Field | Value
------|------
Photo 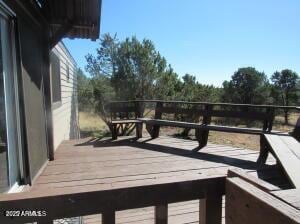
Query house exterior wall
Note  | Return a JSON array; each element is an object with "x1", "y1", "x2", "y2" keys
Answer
[
  {"x1": 51, "y1": 42, "x2": 79, "y2": 150},
  {"x1": 1, "y1": 0, "x2": 98, "y2": 190}
]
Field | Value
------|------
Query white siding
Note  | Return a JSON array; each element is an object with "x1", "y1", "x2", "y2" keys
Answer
[{"x1": 51, "y1": 42, "x2": 79, "y2": 150}]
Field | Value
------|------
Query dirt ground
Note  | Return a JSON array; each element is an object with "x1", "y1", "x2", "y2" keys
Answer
[{"x1": 79, "y1": 111, "x2": 298, "y2": 150}]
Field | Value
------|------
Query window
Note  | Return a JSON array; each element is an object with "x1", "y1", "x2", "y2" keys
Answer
[
  {"x1": 66, "y1": 63, "x2": 70, "y2": 82},
  {"x1": 50, "y1": 52, "x2": 61, "y2": 105}
]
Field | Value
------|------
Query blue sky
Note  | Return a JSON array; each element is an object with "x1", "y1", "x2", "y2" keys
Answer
[{"x1": 63, "y1": 0, "x2": 300, "y2": 86}]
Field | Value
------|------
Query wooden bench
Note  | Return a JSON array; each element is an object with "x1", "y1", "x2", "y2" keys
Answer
[
  {"x1": 139, "y1": 101, "x2": 276, "y2": 149},
  {"x1": 292, "y1": 108, "x2": 300, "y2": 141},
  {"x1": 107, "y1": 101, "x2": 144, "y2": 140},
  {"x1": 226, "y1": 177, "x2": 300, "y2": 224},
  {"x1": 258, "y1": 133, "x2": 300, "y2": 188},
  {"x1": 227, "y1": 168, "x2": 281, "y2": 192},
  {"x1": 271, "y1": 189, "x2": 300, "y2": 210},
  {"x1": 226, "y1": 169, "x2": 300, "y2": 224}
]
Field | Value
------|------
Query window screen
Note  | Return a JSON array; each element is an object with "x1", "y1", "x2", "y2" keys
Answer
[{"x1": 50, "y1": 52, "x2": 61, "y2": 103}]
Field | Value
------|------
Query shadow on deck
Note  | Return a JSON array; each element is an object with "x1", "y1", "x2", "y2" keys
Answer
[{"x1": 71, "y1": 136, "x2": 288, "y2": 187}]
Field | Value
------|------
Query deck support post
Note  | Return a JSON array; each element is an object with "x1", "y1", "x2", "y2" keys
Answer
[
  {"x1": 199, "y1": 196, "x2": 222, "y2": 224},
  {"x1": 195, "y1": 128, "x2": 209, "y2": 150},
  {"x1": 136, "y1": 122, "x2": 143, "y2": 138},
  {"x1": 292, "y1": 110, "x2": 300, "y2": 141},
  {"x1": 194, "y1": 104, "x2": 212, "y2": 151},
  {"x1": 152, "y1": 102, "x2": 163, "y2": 138},
  {"x1": 151, "y1": 125, "x2": 160, "y2": 138},
  {"x1": 102, "y1": 210, "x2": 116, "y2": 224},
  {"x1": 155, "y1": 204, "x2": 168, "y2": 224},
  {"x1": 111, "y1": 124, "x2": 117, "y2": 140},
  {"x1": 257, "y1": 135, "x2": 269, "y2": 167}
]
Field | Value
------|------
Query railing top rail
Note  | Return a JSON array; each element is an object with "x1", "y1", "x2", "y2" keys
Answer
[
  {"x1": 0, "y1": 174, "x2": 225, "y2": 223},
  {"x1": 108, "y1": 100, "x2": 299, "y2": 110}
]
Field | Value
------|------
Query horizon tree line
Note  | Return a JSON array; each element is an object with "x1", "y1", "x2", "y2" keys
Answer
[{"x1": 78, "y1": 33, "x2": 299, "y2": 124}]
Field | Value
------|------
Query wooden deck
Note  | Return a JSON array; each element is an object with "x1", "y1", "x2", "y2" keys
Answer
[
  {"x1": 30, "y1": 136, "x2": 290, "y2": 224},
  {"x1": 2, "y1": 137, "x2": 290, "y2": 224}
]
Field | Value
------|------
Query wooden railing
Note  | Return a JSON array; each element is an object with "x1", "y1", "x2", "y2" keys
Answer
[
  {"x1": 107, "y1": 100, "x2": 300, "y2": 135},
  {"x1": 0, "y1": 174, "x2": 225, "y2": 224},
  {"x1": 108, "y1": 99, "x2": 299, "y2": 109},
  {"x1": 108, "y1": 100, "x2": 299, "y2": 120}
]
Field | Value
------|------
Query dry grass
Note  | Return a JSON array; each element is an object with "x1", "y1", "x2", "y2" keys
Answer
[
  {"x1": 158, "y1": 127, "x2": 261, "y2": 150},
  {"x1": 79, "y1": 112, "x2": 109, "y2": 138},
  {"x1": 207, "y1": 113, "x2": 298, "y2": 150},
  {"x1": 207, "y1": 132, "x2": 260, "y2": 150},
  {"x1": 273, "y1": 113, "x2": 298, "y2": 132},
  {"x1": 79, "y1": 111, "x2": 298, "y2": 150},
  {"x1": 79, "y1": 111, "x2": 106, "y2": 131}
]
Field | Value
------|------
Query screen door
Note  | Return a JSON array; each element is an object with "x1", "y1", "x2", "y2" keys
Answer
[{"x1": 0, "y1": 3, "x2": 22, "y2": 193}]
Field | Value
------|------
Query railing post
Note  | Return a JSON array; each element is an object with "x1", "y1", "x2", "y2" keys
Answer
[
  {"x1": 155, "y1": 204, "x2": 168, "y2": 224},
  {"x1": 267, "y1": 108, "x2": 275, "y2": 132},
  {"x1": 199, "y1": 196, "x2": 222, "y2": 224},
  {"x1": 135, "y1": 100, "x2": 144, "y2": 118},
  {"x1": 203, "y1": 104, "x2": 212, "y2": 125},
  {"x1": 263, "y1": 107, "x2": 274, "y2": 132},
  {"x1": 102, "y1": 210, "x2": 116, "y2": 224}
]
